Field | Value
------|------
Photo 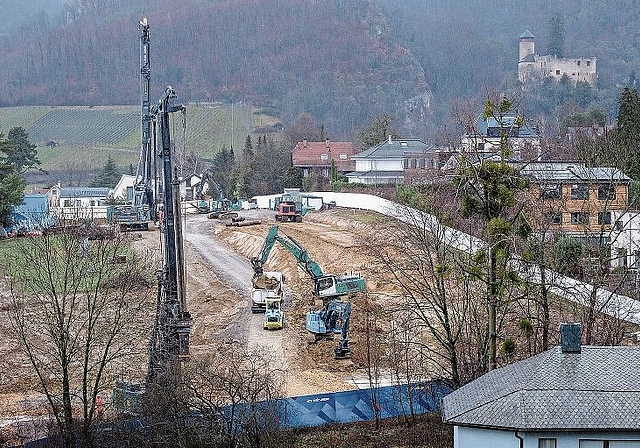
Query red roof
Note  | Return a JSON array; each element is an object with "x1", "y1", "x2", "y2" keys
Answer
[{"x1": 291, "y1": 140, "x2": 357, "y2": 172}]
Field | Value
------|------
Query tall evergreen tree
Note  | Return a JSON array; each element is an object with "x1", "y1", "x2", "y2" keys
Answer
[
  {"x1": 455, "y1": 97, "x2": 530, "y2": 371},
  {"x1": 547, "y1": 12, "x2": 565, "y2": 57},
  {"x1": 90, "y1": 156, "x2": 121, "y2": 187},
  {"x1": 243, "y1": 134, "x2": 254, "y2": 160},
  {"x1": 0, "y1": 132, "x2": 26, "y2": 227},
  {"x1": 6, "y1": 127, "x2": 40, "y2": 173}
]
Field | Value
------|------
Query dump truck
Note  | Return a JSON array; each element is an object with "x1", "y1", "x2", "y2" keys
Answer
[{"x1": 251, "y1": 271, "x2": 284, "y2": 313}]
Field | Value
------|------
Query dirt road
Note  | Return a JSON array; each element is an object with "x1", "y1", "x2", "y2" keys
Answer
[{"x1": 179, "y1": 208, "x2": 379, "y2": 395}]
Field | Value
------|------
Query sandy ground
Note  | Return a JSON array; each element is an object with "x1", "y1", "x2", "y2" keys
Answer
[
  {"x1": 0, "y1": 206, "x2": 388, "y2": 437},
  {"x1": 178, "y1": 208, "x2": 381, "y2": 396}
]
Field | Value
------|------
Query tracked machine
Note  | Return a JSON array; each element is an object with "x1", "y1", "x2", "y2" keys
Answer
[
  {"x1": 251, "y1": 225, "x2": 366, "y2": 357},
  {"x1": 109, "y1": 18, "x2": 156, "y2": 231}
]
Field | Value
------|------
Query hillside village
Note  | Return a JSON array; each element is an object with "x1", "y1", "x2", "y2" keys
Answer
[{"x1": 2, "y1": 4, "x2": 640, "y2": 446}]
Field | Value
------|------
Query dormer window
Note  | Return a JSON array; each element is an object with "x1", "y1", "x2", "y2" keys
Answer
[
  {"x1": 320, "y1": 154, "x2": 329, "y2": 161},
  {"x1": 339, "y1": 154, "x2": 347, "y2": 160}
]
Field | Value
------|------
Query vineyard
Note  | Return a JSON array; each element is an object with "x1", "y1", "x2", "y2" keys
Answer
[{"x1": 0, "y1": 102, "x2": 279, "y2": 185}]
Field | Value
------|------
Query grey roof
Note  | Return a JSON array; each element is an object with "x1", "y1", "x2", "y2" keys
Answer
[
  {"x1": 519, "y1": 29, "x2": 535, "y2": 39},
  {"x1": 59, "y1": 187, "x2": 111, "y2": 198},
  {"x1": 352, "y1": 139, "x2": 432, "y2": 159},
  {"x1": 442, "y1": 346, "x2": 640, "y2": 430},
  {"x1": 521, "y1": 162, "x2": 632, "y2": 183},
  {"x1": 520, "y1": 53, "x2": 536, "y2": 63},
  {"x1": 475, "y1": 114, "x2": 540, "y2": 138}
]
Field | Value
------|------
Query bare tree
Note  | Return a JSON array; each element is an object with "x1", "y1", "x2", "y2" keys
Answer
[
  {"x1": 365, "y1": 200, "x2": 476, "y2": 387},
  {"x1": 187, "y1": 342, "x2": 286, "y2": 448},
  {"x1": 5, "y1": 229, "x2": 153, "y2": 447}
]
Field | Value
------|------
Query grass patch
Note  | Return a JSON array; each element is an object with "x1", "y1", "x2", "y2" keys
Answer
[
  {"x1": 0, "y1": 233, "x2": 141, "y2": 294},
  {"x1": 333, "y1": 208, "x2": 391, "y2": 225}
]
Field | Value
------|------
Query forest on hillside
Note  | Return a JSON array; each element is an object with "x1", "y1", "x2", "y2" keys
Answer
[{"x1": 1, "y1": 0, "x2": 640, "y2": 140}]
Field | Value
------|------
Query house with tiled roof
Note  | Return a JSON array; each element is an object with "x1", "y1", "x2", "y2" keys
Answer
[
  {"x1": 347, "y1": 137, "x2": 452, "y2": 184},
  {"x1": 442, "y1": 323, "x2": 640, "y2": 448},
  {"x1": 520, "y1": 162, "x2": 631, "y2": 240},
  {"x1": 291, "y1": 139, "x2": 357, "y2": 178},
  {"x1": 460, "y1": 113, "x2": 541, "y2": 162}
]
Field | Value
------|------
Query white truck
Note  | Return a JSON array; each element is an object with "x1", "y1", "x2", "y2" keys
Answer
[{"x1": 250, "y1": 271, "x2": 284, "y2": 313}]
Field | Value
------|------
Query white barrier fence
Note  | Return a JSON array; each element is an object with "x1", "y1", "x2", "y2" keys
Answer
[{"x1": 253, "y1": 191, "x2": 640, "y2": 326}]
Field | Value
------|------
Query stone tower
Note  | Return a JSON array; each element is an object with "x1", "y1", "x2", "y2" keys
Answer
[{"x1": 519, "y1": 29, "x2": 535, "y2": 61}]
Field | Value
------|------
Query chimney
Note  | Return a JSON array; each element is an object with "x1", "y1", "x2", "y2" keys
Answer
[
  {"x1": 325, "y1": 138, "x2": 329, "y2": 148},
  {"x1": 560, "y1": 323, "x2": 582, "y2": 353},
  {"x1": 388, "y1": 135, "x2": 392, "y2": 144},
  {"x1": 303, "y1": 139, "x2": 307, "y2": 148}
]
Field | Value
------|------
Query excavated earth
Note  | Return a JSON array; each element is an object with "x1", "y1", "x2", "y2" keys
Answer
[
  {"x1": 0, "y1": 206, "x2": 396, "y2": 438},
  {"x1": 178, "y1": 207, "x2": 389, "y2": 396}
]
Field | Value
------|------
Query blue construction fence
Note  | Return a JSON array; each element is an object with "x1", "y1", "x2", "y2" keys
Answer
[
  {"x1": 16, "y1": 381, "x2": 453, "y2": 447},
  {"x1": 248, "y1": 380, "x2": 453, "y2": 429}
]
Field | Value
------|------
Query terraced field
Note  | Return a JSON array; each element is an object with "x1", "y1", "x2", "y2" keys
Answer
[{"x1": 0, "y1": 102, "x2": 278, "y2": 184}]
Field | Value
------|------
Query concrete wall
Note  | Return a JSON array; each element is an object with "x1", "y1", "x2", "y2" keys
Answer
[{"x1": 454, "y1": 427, "x2": 519, "y2": 448}]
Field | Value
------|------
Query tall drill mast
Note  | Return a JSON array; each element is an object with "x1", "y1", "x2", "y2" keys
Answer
[
  {"x1": 146, "y1": 86, "x2": 191, "y2": 383},
  {"x1": 134, "y1": 18, "x2": 155, "y2": 219}
]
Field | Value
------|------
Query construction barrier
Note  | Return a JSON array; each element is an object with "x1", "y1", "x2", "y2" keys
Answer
[{"x1": 278, "y1": 381, "x2": 453, "y2": 428}]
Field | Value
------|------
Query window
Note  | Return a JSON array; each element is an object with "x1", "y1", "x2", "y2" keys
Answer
[
  {"x1": 63, "y1": 199, "x2": 73, "y2": 207},
  {"x1": 540, "y1": 184, "x2": 562, "y2": 199},
  {"x1": 90, "y1": 200, "x2": 96, "y2": 207},
  {"x1": 571, "y1": 212, "x2": 590, "y2": 225},
  {"x1": 577, "y1": 60, "x2": 581, "y2": 66},
  {"x1": 339, "y1": 154, "x2": 347, "y2": 160},
  {"x1": 556, "y1": 69, "x2": 561, "y2": 75},
  {"x1": 615, "y1": 220, "x2": 624, "y2": 231},
  {"x1": 587, "y1": 60, "x2": 591, "y2": 66},
  {"x1": 571, "y1": 184, "x2": 589, "y2": 200},
  {"x1": 598, "y1": 184, "x2": 616, "y2": 200},
  {"x1": 598, "y1": 211, "x2": 612, "y2": 225},
  {"x1": 580, "y1": 442, "x2": 604, "y2": 448},
  {"x1": 320, "y1": 153, "x2": 329, "y2": 161},
  {"x1": 548, "y1": 212, "x2": 563, "y2": 224},
  {"x1": 539, "y1": 439, "x2": 557, "y2": 448},
  {"x1": 580, "y1": 441, "x2": 640, "y2": 448}
]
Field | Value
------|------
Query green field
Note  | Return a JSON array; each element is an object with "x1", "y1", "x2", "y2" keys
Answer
[{"x1": 0, "y1": 102, "x2": 277, "y2": 183}]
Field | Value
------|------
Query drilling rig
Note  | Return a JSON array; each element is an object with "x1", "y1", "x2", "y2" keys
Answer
[
  {"x1": 109, "y1": 17, "x2": 155, "y2": 231},
  {"x1": 146, "y1": 85, "x2": 191, "y2": 383},
  {"x1": 113, "y1": 18, "x2": 191, "y2": 411}
]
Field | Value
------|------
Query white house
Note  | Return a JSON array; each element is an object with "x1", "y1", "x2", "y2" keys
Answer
[
  {"x1": 460, "y1": 113, "x2": 541, "y2": 161},
  {"x1": 442, "y1": 323, "x2": 640, "y2": 448},
  {"x1": 48, "y1": 185, "x2": 111, "y2": 221},
  {"x1": 347, "y1": 137, "x2": 435, "y2": 184},
  {"x1": 110, "y1": 174, "x2": 137, "y2": 202},
  {"x1": 610, "y1": 211, "x2": 640, "y2": 269}
]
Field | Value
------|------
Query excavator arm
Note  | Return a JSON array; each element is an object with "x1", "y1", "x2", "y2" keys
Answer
[{"x1": 252, "y1": 225, "x2": 324, "y2": 279}]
